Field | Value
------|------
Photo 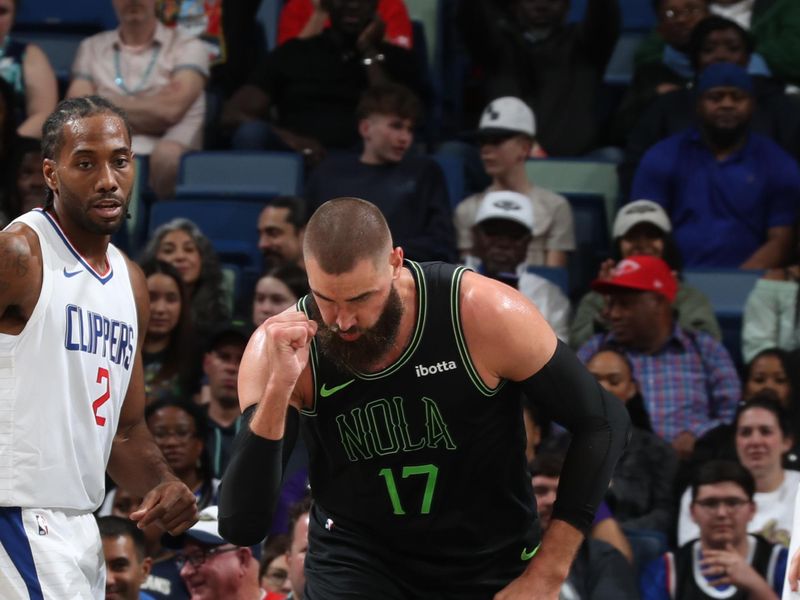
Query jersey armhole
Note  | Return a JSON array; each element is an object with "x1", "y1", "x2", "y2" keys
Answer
[{"x1": 450, "y1": 266, "x2": 506, "y2": 397}]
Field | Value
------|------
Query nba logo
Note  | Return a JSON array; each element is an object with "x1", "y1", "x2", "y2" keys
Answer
[{"x1": 35, "y1": 514, "x2": 48, "y2": 536}]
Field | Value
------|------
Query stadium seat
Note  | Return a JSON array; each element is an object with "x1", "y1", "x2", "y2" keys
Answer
[
  {"x1": 682, "y1": 269, "x2": 765, "y2": 366},
  {"x1": 568, "y1": 0, "x2": 656, "y2": 31},
  {"x1": 257, "y1": 0, "x2": 283, "y2": 50},
  {"x1": 525, "y1": 266, "x2": 569, "y2": 296},
  {"x1": 14, "y1": 2, "x2": 117, "y2": 29},
  {"x1": 175, "y1": 151, "x2": 303, "y2": 200},
  {"x1": 431, "y1": 154, "x2": 464, "y2": 209},
  {"x1": 405, "y1": 0, "x2": 443, "y2": 72},
  {"x1": 148, "y1": 199, "x2": 266, "y2": 271},
  {"x1": 604, "y1": 31, "x2": 648, "y2": 87},
  {"x1": 12, "y1": 30, "x2": 87, "y2": 86},
  {"x1": 565, "y1": 192, "x2": 611, "y2": 297},
  {"x1": 524, "y1": 158, "x2": 620, "y2": 234}
]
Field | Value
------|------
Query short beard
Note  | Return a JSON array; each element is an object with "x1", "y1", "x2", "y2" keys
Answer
[
  {"x1": 58, "y1": 180, "x2": 130, "y2": 236},
  {"x1": 703, "y1": 122, "x2": 749, "y2": 151},
  {"x1": 309, "y1": 285, "x2": 404, "y2": 374}
]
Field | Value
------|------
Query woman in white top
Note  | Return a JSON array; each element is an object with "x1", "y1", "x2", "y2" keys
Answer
[{"x1": 678, "y1": 395, "x2": 800, "y2": 547}]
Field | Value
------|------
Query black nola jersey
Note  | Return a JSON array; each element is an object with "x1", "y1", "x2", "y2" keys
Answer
[{"x1": 298, "y1": 260, "x2": 540, "y2": 567}]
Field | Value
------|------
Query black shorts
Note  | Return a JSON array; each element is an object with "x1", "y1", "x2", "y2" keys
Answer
[{"x1": 303, "y1": 504, "x2": 531, "y2": 600}]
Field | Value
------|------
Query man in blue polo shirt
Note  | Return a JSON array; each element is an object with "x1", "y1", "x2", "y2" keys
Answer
[{"x1": 630, "y1": 62, "x2": 800, "y2": 269}]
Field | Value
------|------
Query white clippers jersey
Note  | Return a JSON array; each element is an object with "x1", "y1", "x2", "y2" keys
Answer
[{"x1": 0, "y1": 210, "x2": 138, "y2": 511}]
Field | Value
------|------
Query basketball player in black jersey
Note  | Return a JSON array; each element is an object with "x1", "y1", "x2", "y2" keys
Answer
[{"x1": 220, "y1": 197, "x2": 630, "y2": 599}]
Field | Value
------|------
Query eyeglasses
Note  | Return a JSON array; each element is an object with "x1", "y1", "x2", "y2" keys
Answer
[
  {"x1": 693, "y1": 497, "x2": 750, "y2": 511},
  {"x1": 151, "y1": 428, "x2": 196, "y2": 442},
  {"x1": 176, "y1": 545, "x2": 239, "y2": 569},
  {"x1": 663, "y1": 6, "x2": 705, "y2": 21}
]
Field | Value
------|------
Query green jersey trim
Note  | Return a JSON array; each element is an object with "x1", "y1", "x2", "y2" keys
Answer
[
  {"x1": 299, "y1": 296, "x2": 320, "y2": 416},
  {"x1": 450, "y1": 267, "x2": 505, "y2": 397}
]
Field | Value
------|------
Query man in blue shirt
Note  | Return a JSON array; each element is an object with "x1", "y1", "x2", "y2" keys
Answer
[{"x1": 631, "y1": 62, "x2": 800, "y2": 268}]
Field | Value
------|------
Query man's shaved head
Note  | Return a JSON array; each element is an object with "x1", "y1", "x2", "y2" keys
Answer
[{"x1": 303, "y1": 197, "x2": 393, "y2": 273}]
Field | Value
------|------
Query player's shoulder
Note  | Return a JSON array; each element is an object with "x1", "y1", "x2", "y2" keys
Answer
[{"x1": 0, "y1": 222, "x2": 42, "y2": 267}]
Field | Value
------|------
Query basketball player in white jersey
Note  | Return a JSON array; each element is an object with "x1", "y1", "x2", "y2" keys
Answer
[{"x1": 0, "y1": 96, "x2": 198, "y2": 599}]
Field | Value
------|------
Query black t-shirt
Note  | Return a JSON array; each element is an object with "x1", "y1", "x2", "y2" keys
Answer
[{"x1": 250, "y1": 31, "x2": 420, "y2": 148}]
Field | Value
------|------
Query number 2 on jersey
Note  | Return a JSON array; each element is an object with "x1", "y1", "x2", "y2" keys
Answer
[
  {"x1": 379, "y1": 464, "x2": 439, "y2": 515},
  {"x1": 93, "y1": 367, "x2": 110, "y2": 426}
]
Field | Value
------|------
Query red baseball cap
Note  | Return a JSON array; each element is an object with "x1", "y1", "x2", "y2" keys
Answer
[{"x1": 591, "y1": 255, "x2": 677, "y2": 303}]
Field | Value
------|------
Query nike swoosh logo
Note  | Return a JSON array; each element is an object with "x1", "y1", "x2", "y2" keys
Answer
[
  {"x1": 520, "y1": 543, "x2": 541, "y2": 561},
  {"x1": 320, "y1": 379, "x2": 355, "y2": 398},
  {"x1": 63, "y1": 268, "x2": 82, "y2": 278}
]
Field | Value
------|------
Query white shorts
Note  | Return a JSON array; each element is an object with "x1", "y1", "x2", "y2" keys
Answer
[{"x1": 0, "y1": 507, "x2": 104, "y2": 600}]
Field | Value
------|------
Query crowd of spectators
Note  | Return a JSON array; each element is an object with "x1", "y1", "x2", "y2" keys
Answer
[{"x1": 6, "y1": 0, "x2": 800, "y2": 597}]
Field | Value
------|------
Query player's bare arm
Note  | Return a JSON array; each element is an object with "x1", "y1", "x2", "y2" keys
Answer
[
  {"x1": 0, "y1": 225, "x2": 44, "y2": 333},
  {"x1": 459, "y1": 272, "x2": 630, "y2": 599},
  {"x1": 109, "y1": 257, "x2": 197, "y2": 535}
]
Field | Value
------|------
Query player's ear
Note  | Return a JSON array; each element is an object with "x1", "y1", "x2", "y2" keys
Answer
[
  {"x1": 389, "y1": 246, "x2": 404, "y2": 278},
  {"x1": 43, "y1": 158, "x2": 58, "y2": 194}
]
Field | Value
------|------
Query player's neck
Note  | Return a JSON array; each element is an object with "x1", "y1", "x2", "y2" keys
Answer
[{"x1": 48, "y1": 208, "x2": 110, "y2": 272}]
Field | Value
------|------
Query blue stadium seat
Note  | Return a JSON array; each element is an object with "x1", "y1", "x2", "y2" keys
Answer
[
  {"x1": 682, "y1": 269, "x2": 764, "y2": 366},
  {"x1": 568, "y1": 0, "x2": 656, "y2": 31},
  {"x1": 565, "y1": 192, "x2": 611, "y2": 297},
  {"x1": 431, "y1": 154, "x2": 464, "y2": 209},
  {"x1": 525, "y1": 265, "x2": 569, "y2": 296},
  {"x1": 604, "y1": 31, "x2": 648, "y2": 87},
  {"x1": 14, "y1": 2, "x2": 117, "y2": 29},
  {"x1": 12, "y1": 30, "x2": 87, "y2": 85},
  {"x1": 148, "y1": 199, "x2": 267, "y2": 271},
  {"x1": 175, "y1": 151, "x2": 303, "y2": 200}
]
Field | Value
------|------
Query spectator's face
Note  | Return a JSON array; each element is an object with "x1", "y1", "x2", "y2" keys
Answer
[
  {"x1": 111, "y1": 487, "x2": 143, "y2": 519},
  {"x1": 587, "y1": 350, "x2": 637, "y2": 403},
  {"x1": 258, "y1": 207, "x2": 303, "y2": 267},
  {"x1": 16, "y1": 151, "x2": 47, "y2": 213},
  {"x1": 146, "y1": 273, "x2": 182, "y2": 338},
  {"x1": 359, "y1": 113, "x2": 414, "y2": 165},
  {"x1": 156, "y1": 230, "x2": 202, "y2": 286},
  {"x1": 113, "y1": 0, "x2": 157, "y2": 25},
  {"x1": 0, "y1": 0, "x2": 15, "y2": 40},
  {"x1": 735, "y1": 407, "x2": 792, "y2": 480},
  {"x1": 657, "y1": 0, "x2": 709, "y2": 49},
  {"x1": 43, "y1": 115, "x2": 134, "y2": 236},
  {"x1": 180, "y1": 541, "x2": 248, "y2": 600},
  {"x1": 104, "y1": 534, "x2": 151, "y2": 600},
  {"x1": 603, "y1": 290, "x2": 667, "y2": 349},
  {"x1": 618, "y1": 223, "x2": 665, "y2": 259},
  {"x1": 532, "y1": 474, "x2": 559, "y2": 530},
  {"x1": 513, "y1": 0, "x2": 569, "y2": 29},
  {"x1": 690, "y1": 481, "x2": 754, "y2": 548},
  {"x1": 697, "y1": 86, "x2": 754, "y2": 132},
  {"x1": 147, "y1": 406, "x2": 203, "y2": 475},
  {"x1": 203, "y1": 339, "x2": 245, "y2": 407},
  {"x1": 697, "y1": 28, "x2": 749, "y2": 70},
  {"x1": 261, "y1": 554, "x2": 292, "y2": 594},
  {"x1": 287, "y1": 512, "x2": 310, "y2": 598},
  {"x1": 325, "y1": 0, "x2": 378, "y2": 37},
  {"x1": 479, "y1": 134, "x2": 530, "y2": 178},
  {"x1": 252, "y1": 275, "x2": 298, "y2": 325},
  {"x1": 744, "y1": 354, "x2": 791, "y2": 406},
  {"x1": 471, "y1": 219, "x2": 531, "y2": 275}
]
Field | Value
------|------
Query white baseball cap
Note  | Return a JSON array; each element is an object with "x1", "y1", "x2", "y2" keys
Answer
[
  {"x1": 612, "y1": 200, "x2": 672, "y2": 238},
  {"x1": 163, "y1": 505, "x2": 228, "y2": 548},
  {"x1": 478, "y1": 97, "x2": 536, "y2": 137},
  {"x1": 475, "y1": 190, "x2": 534, "y2": 231}
]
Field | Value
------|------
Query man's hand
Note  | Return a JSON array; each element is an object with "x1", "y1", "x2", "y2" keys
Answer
[
  {"x1": 700, "y1": 544, "x2": 775, "y2": 596},
  {"x1": 789, "y1": 546, "x2": 800, "y2": 591},
  {"x1": 671, "y1": 431, "x2": 696, "y2": 460},
  {"x1": 357, "y1": 16, "x2": 386, "y2": 55},
  {"x1": 262, "y1": 311, "x2": 318, "y2": 392},
  {"x1": 494, "y1": 570, "x2": 562, "y2": 600},
  {"x1": 129, "y1": 480, "x2": 198, "y2": 535}
]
